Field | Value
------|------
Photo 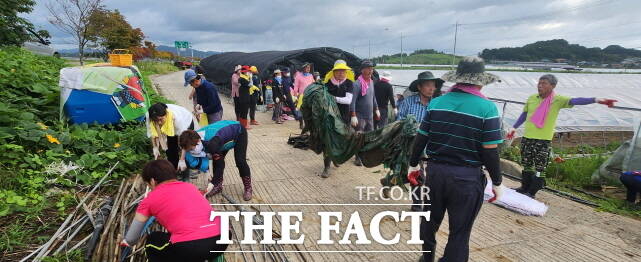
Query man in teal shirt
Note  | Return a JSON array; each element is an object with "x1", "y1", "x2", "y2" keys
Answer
[{"x1": 508, "y1": 74, "x2": 617, "y2": 198}]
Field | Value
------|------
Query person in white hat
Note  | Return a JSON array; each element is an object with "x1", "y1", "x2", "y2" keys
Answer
[
  {"x1": 374, "y1": 71, "x2": 396, "y2": 129},
  {"x1": 231, "y1": 65, "x2": 242, "y2": 120}
]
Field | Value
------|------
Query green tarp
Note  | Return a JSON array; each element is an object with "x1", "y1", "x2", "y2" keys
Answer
[{"x1": 300, "y1": 83, "x2": 418, "y2": 186}]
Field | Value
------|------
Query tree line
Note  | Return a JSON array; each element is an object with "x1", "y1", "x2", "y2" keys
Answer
[
  {"x1": 2, "y1": 0, "x2": 177, "y2": 64},
  {"x1": 479, "y1": 39, "x2": 641, "y2": 64}
]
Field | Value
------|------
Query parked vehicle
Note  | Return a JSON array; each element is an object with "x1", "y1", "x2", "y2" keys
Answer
[
  {"x1": 21, "y1": 29, "x2": 59, "y2": 57},
  {"x1": 174, "y1": 61, "x2": 193, "y2": 69}
]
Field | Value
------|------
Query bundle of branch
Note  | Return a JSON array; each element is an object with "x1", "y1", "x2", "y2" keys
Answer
[
  {"x1": 20, "y1": 162, "x2": 120, "y2": 262},
  {"x1": 90, "y1": 173, "x2": 153, "y2": 262}
]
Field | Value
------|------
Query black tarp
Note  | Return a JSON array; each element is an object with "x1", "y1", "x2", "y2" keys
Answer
[{"x1": 200, "y1": 47, "x2": 362, "y2": 92}]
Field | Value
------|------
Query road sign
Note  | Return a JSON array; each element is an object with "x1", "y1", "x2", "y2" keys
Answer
[{"x1": 174, "y1": 41, "x2": 189, "y2": 48}]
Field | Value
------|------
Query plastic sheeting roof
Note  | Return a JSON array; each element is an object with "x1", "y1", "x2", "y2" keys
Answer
[
  {"x1": 388, "y1": 69, "x2": 641, "y2": 131},
  {"x1": 200, "y1": 47, "x2": 361, "y2": 87}
]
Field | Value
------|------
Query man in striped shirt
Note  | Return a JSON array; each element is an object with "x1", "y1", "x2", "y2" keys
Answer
[
  {"x1": 396, "y1": 71, "x2": 443, "y2": 122},
  {"x1": 409, "y1": 57, "x2": 505, "y2": 262}
]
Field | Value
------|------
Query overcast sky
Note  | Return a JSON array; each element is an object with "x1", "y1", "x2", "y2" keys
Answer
[{"x1": 23, "y1": 0, "x2": 641, "y2": 58}]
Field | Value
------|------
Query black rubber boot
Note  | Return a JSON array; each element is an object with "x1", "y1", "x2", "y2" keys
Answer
[
  {"x1": 321, "y1": 157, "x2": 332, "y2": 178},
  {"x1": 528, "y1": 176, "x2": 546, "y2": 198},
  {"x1": 515, "y1": 170, "x2": 533, "y2": 194}
]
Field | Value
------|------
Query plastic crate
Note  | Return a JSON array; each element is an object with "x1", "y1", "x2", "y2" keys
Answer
[{"x1": 109, "y1": 49, "x2": 133, "y2": 66}]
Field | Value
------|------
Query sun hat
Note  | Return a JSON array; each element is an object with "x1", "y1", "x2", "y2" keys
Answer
[
  {"x1": 441, "y1": 56, "x2": 500, "y2": 86},
  {"x1": 409, "y1": 71, "x2": 444, "y2": 92},
  {"x1": 324, "y1": 59, "x2": 355, "y2": 83},
  {"x1": 380, "y1": 71, "x2": 393, "y2": 82},
  {"x1": 360, "y1": 60, "x2": 375, "y2": 69}
]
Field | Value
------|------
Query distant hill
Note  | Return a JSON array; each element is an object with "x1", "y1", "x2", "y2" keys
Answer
[
  {"x1": 480, "y1": 39, "x2": 641, "y2": 64},
  {"x1": 57, "y1": 45, "x2": 220, "y2": 58},
  {"x1": 156, "y1": 45, "x2": 220, "y2": 58},
  {"x1": 373, "y1": 49, "x2": 461, "y2": 65}
]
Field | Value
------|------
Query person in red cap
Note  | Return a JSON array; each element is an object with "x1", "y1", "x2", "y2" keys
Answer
[{"x1": 237, "y1": 66, "x2": 253, "y2": 129}]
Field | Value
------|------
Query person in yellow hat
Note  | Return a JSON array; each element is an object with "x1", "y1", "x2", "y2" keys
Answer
[
  {"x1": 248, "y1": 66, "x2": 262, "y2": 125},
  {"x1": 319, "y1": 60, "x2": 355, "y2": 178},
  {"x1": 324, "y1": 59, "x2": 355, "y2": 125}
]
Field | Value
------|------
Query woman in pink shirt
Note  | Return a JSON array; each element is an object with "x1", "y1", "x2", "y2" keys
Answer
[
  {"x1": 292, "y1": 62, "x2": 315, "y2": 96},
  {"x1": 120, "y1": 160, "x2": 227, "y2": 261},
  {"x1": 292, "y1": 62, "x2": 315, "y2": 129}
]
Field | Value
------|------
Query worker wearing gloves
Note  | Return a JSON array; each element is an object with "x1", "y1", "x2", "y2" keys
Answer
[
  {"x1": 349, "y1": 60, "x2": 380, "y2": 166},
  {"x1": 120, "y1": 160, "x2": 228, "y2": 261},
  {"x1": 146, "y1": 103, "x2": 197, "y2": 174},
  {"x1": 507, "y1": 74, "x2": 617, "y2": 198},
  {"x1": 179, "y1": 120, "x2": 253, "y2": 201},
  {"x1": 186, "y1": 70, "x2": 223, "y2": 124},
  {"x1": 325, "y1": 59, "x2": 355, "y2": 126},
  {"x1": 271, "y1": 69, "x2": 286, "y2": 124},
  {"x1": 409, "y1": 57, "x2": 505, "y2": 262},
  {"x1": 320, "y1": 60, "x2": 355, "y2": 178}
]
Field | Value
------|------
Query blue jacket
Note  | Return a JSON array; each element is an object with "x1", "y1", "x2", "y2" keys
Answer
[
  {"x1": 199, "y1": 120, "x2": 243, "y2": 153},
  {"x1": 195, "y1": 80, "x2": 223, "y2": 114}
]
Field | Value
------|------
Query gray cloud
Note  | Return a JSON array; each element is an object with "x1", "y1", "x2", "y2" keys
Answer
[{"x1": 23, "y1": 0, "x2": 641, "y2": 57}]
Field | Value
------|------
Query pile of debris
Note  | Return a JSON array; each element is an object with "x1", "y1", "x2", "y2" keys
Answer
[{"x1": 21, "y1": 162, "x2": 156, "y2": 262}]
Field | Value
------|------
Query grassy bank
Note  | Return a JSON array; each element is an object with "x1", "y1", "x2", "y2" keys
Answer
[
  {"x1": 0, "y1": 48, "x2": 175, "y2": 260},
  {"x1": 500, "y1": 143, "x2": 641, "y2": 219}
]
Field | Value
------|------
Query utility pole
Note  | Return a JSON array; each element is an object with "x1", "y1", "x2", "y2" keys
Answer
[
  {"x1": 400, "y1": 32, "x2": 404, "y2": 68},
  {"x1": 451, "y1": 21, "x2": 459, "y2": 68},
  {"x1": 352, "y1": 45, "x2": 355, "y2": 56},
  {"x1": 190, "y1": 42, "x2": 194, "y2": 63}
]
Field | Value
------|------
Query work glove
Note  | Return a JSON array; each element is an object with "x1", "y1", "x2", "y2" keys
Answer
[
  {"x1": 407, "y1": 165, "x2": 422, "y2": 186},
  {"x1": 275, "y1": 97, "x2": 280, "y2": 103},
  {"x1": 393, "y1": 108, "x2": 398, "y2": 116},
  {"x1": 506, "y1": 127, "x2": 516, "y2": 140},
  {"x1": 596, "y1": 98, "x2": 617, "y2": 108},
  {"x1": 375, "y1": 109, "x2": 381, "y2": 120},
  {"x1": 489, "y1": 184, "x2": 506, "y2": 203},
  {"x1": 152, "y1": 147, "x2": 160, "y2": 160},
  {"x1": 177, "y1": 160, "x2": 187, "y2": 171},
  {"x1": 119, "y1": 239, "x2": 130, "y2": 247},
  {"x1": 350, "y1": 116, "x2": 358, "y2": 128}
]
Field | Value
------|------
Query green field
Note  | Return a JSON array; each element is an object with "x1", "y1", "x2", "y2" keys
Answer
[{"x1": 381, "y1": 53, "x2": 461, "y2": 65}]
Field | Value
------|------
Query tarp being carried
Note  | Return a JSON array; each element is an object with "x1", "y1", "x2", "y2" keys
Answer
[
  {"x1": 200, "y1": 47, "x2": 361, "y2": 89},
  {"x1": 299, "y1": 83, "x2": 417, "y2": 186}
]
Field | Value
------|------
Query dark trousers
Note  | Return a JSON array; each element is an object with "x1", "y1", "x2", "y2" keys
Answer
[
  {"x1": 272, "y1": 101, "x2": 283, "y2": 121},
  {"x1": 165, "y1": 121, "x2": 195, "y2": 169},
  {"x1": 375, "y1": 107, "x2": 389, "y2": 129},
  {"x1": 420, "y1": 162, "x2": 486, "y2": 262},
  {"x1": 233, "y1": 97, "x2": 240, "y2": 120},
  {"x1": 212, "y1": 128, "x2": 251, "y2": 183},
  {"x1": 620, "y1": 174, "x2": 641, "y2": 203},
  {"x1": 249, "y1": 95, "x2": 258, "y2": 120},
  {"x1": 145, "y1": 231, "x2": 227, "y2": 262},
  {"x1": 237, "y1": 97, "x2": 250, "y2": 120}
]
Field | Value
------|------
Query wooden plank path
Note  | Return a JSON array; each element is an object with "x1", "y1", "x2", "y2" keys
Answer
[{"x1": 151, "y1": 71, "x2": 641, "y2": 262}]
